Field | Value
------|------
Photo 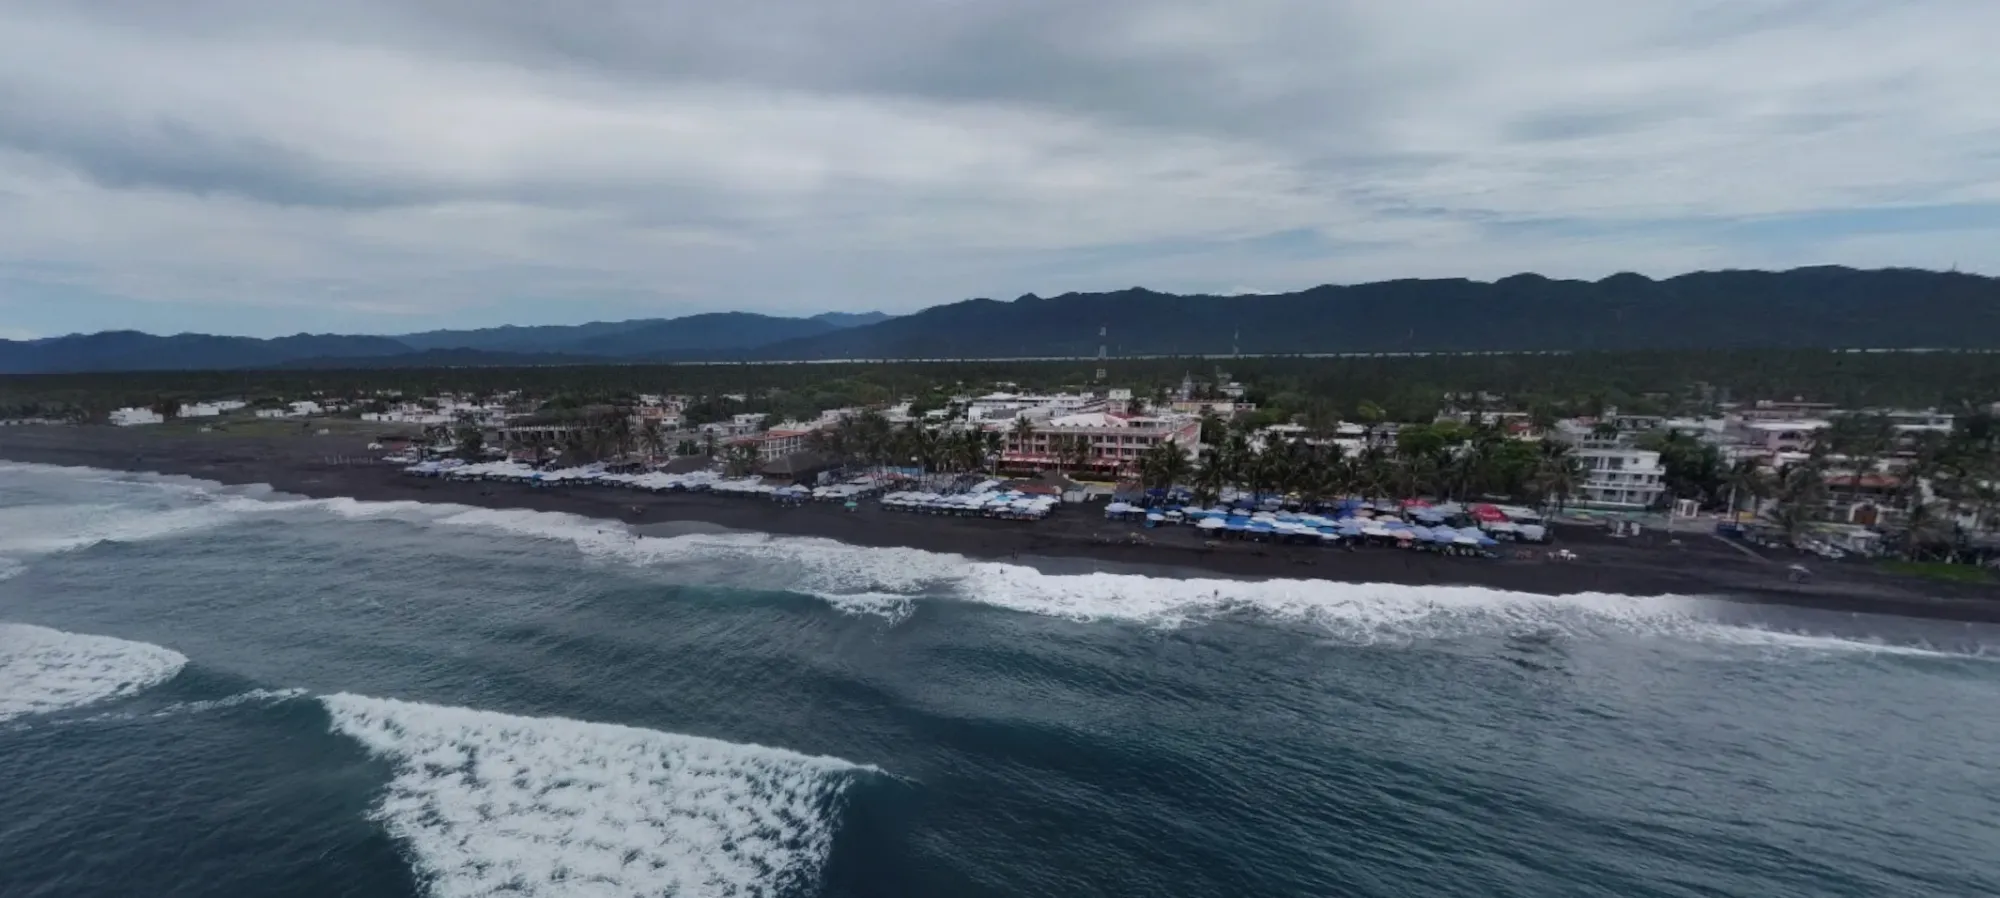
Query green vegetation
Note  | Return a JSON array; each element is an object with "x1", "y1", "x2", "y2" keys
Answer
[
  {"x1": 1129, "y1": 420, "x2": 1584, "y2": 511},
  {"x1": 7, "y1": 349, "x2": 2000, "y2": 427}
]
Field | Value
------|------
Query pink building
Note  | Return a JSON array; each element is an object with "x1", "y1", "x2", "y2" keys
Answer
[{"x1": 1001, "y1": 412, "x2": 1200, "y2": 475}]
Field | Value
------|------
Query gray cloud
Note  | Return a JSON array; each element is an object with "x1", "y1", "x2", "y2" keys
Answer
[{"x1": 1, "y1": 0, "x2": 1998, "y2": 335}]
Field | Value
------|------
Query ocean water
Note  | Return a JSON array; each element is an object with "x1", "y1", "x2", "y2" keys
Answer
[{"x1": 3, "y1": 461, "x2": 1998, "y2": 898}]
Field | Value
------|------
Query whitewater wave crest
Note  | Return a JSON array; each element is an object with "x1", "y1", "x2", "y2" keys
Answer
[
  {"x1": 0, "y1": 623, "x2": 188, "y2": 722},
  {"x1": 0, "y1": 496, "x2": 315, "y2": 557},
  {"x1": 6, "y1": 463, "x2": 1984, "y2": 658},
  {"x1": 420, "y1": 505, "x2": 1994, "y2": 657},
  {"x1": 323, "y1": 693, "x2": 868, "y2": 898}
]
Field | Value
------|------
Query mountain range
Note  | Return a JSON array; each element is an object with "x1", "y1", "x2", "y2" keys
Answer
[{"x1": 3, "y1": 267, "x2": 1996, "y2": 373}]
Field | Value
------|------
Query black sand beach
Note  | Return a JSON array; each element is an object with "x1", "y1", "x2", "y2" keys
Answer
[{"x1": 4, "y1": 424, "x2": 1997, "y2": 622}]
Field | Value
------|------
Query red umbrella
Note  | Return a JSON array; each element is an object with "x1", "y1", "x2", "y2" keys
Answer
[{"x1": 1471, "y1": 504, "x2": 1507, "y2": 522}]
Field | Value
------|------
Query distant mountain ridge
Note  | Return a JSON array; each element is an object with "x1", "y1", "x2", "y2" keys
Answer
[
  {"x1": 0, "y1": 310, "x2": 892, "y2": 373},
  {"x1": 0, "y1": 331, "x2": 415, "y2": 374},
  {"x1": 742, "y1": 266, "x2": 2000, "y2": 360},
  {"x1": 2, "y1": 268, "x2": 1995, "y2": 373}
]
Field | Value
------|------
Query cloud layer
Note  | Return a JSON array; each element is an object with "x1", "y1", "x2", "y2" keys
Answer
[{"x1": 3, "y1": 0, "x2": 1998, "y2": 336}]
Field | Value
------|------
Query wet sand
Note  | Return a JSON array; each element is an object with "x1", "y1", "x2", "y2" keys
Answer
[{"x1": 4, "y1": 424, "x2": 1998, "y2": 622}]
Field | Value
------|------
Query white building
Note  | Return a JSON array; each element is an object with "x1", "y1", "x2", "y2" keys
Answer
[
  {"x1": 110, "y1": 407, "x2": 165, "y2": 427},
  {"x1": 1574, "y1": 446, "x2": 1667, "y2": 509},
  {"x1": 177, "y1": 400, "x2": 246, "y2": 419},
  {"x1": 1736, "y1": 420, "x2": 1831, "y2": 455},
  {"x1": 965, "y1": 392, "x2": 1094, "y2": 421},
  {"x1": 1875, "y1": 408, "x2": 1954, "y2": 436},
  {"x1": 255, "y1": 400, "x2": 326, "y2": 420}
]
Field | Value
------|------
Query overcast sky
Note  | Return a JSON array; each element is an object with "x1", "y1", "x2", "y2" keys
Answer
[{"x1": 3, "y1": 0, "x2": 1998, "y2": 339}]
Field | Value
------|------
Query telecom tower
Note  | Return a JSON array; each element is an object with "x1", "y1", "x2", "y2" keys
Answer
[
  {"x1": 1095, "y1": 324, "x2": 1108, "y2": 382},
  {"x1": 1232, "y1": 328, "x2": 1241, "y2": 358}
]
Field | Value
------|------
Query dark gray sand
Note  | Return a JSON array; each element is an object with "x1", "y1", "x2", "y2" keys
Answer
[{"x1": 3, "y1": 424, "x2": 1996, "y2": 622}]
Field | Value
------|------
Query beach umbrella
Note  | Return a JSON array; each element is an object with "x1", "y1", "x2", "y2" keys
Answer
[
  {"x1": 1453, "y1": 535, "x2": 1481, "y2": 546},
  {"x1": 1197, "y1": 517, "x2": 1226, "y2": 530}
]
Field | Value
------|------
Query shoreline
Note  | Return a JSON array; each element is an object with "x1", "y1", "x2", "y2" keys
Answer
[{"x1": 4, "y1": 425, "x2": 1999, "y2": 623}]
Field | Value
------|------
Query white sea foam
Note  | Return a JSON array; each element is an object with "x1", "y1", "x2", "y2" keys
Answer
[
  {"x1": 322, "y1": 693, "x2": 867, "y2": 898},
  {"x1": 423, "y1": 504, "x2": 1996, "y2": 657},
  {"x1": 0, "y1": 557, "x2": 22, "y2": 581},
  {"x1": 0, "y1": 623, "x2": 189, "y2": 722},
  {"x1": 5, "y1": 463, "x2": 1979, "y2": 658},
  {"x1": 0, "y1": 497, "x2": 299, "y2": 556},
  {"x1": 158, "y1": 687, "x2": 309, "y2": 716},
  {"x1": 812, "y1": 591, "x2": 918, "y2": 625},
  {"x1": 6, "y1": 687, "x2": 310, "y2": 732}
]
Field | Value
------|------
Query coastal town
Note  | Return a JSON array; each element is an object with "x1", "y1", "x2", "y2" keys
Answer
[{"x1": 27, "y1": 367, "x2": 1997, "y2": 576}]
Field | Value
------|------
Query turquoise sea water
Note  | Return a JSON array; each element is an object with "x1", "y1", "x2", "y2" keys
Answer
[{"x1": 3, "y1": 461, "x2": 1998, "y2": 897}]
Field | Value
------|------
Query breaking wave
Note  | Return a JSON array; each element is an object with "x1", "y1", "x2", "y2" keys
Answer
[
  {"x1": 322, "y1": 693, "x2": 871, "y2": 898},
  {"x1": 5, "y1": 463, "x2": 1989, "y2": 659},
  {"x1": 0, "y1": 623, "x2": 189, "y2": 722},
  {"x1": 430, "y1": 506, "x2": 1996, "y2": 658}
]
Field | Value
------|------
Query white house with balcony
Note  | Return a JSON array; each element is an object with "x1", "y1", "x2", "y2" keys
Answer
[{"x1": 1574, "y1": 446, "x2": 1667, "y2": 509}]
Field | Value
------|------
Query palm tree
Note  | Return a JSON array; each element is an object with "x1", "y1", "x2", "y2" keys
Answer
[
  {"x1": 1197, "y1": 410, "x2": 1226, "y2": 447},
  {"x1": 983, "y1": 430, "x2": 1003, "y2": 476},
  {"x1": 953, "y1": 430, "x2": 985, "y2": 477},
  {"x1": 609, "y1": 410, "x2": 636, "y2": 459},
  {"x1": 1447, "y1": 442, "x2": 1489, "y2": 501},
  {"x1": 1312, "y1": 456, "x2": 1357, "y2": 508},
  {"x1": 1061, "y1": 434, "x2": 1096, "y2": 477},
  {"x1": 454, "y1": 423, "x2": 485, "y2": 460},
  {"x1": 1720, "y1": 459, "x2": 1769, "y2": 518},
  {"x1": 1138, "y1": 441, "x2": 1191, "y2": 494},
  {"x1": 1533, "y1": 442, "x2": 1582, "y2": 517},
  {"x1": 1357, "y1": 449, "x2": 1394, "y2": 504},
  {"x1": 1771, "y1": 461, "x2": 1828, "y2": 546},
  {"x1": 1355, "y1": 399, "x2": 1385, "y2": 448},
  {"x1": 1191, "y1": 448, "x2": 1229, "y2": 507},
  {"x1": 1899, "y1": 499, "x2": 1954, "y2": 560},
  {"x1": 1825, "y1": 413, "x2": 1893, "y2": 504},
  {"x1": 638, "y1": 419, "x2": 666, "y2": 462},
  {"x1": 701, "y1": 429, "x2": 719, "y2": 460},
  {"x1": 562, "y1": 427, "x2": 591, "y2": 462},
  {"x1": 1009, "y1": 417, "x2": 1037, "y2": 467},
  {"x1": 723, "y1": 442, "x2": 761, "y2": 478}
]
